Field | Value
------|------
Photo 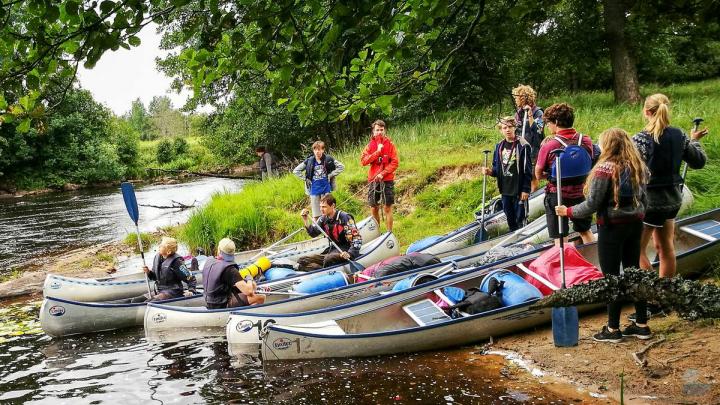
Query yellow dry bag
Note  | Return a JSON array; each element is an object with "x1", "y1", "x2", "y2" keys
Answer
[{"x1": 238, "y1": 256, "x2": 272, "y2": 279}]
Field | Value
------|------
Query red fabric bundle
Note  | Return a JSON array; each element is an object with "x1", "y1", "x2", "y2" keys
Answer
[{"x1": 525, "y1": 245, "x2": 603, "y2": 296}]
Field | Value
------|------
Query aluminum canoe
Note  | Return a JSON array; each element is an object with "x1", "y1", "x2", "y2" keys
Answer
[{"x1": 259, "y1": 207, "x2": 720, "y2": 360}]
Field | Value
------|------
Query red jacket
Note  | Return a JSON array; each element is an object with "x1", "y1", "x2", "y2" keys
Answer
[{"x1": 360, "y1": 135, "x2": 399, "y2": 181}]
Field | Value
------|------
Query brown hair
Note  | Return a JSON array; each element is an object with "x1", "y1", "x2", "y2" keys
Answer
[
  {"x1": 544, "y1": 103, "x2": 575, "y2": 128},
  {"x1": 371, "y1": 120, "x2": 386, "y2": 130},
  {"x1": 312, "y1": 140, "x2": 325, "y2": 151},
  {"x1": 512, "y1": 85, "x2": 537, "y2": 108},
  {"x1": 255, "y1": 146, "x2": 266, "y2": 153},
  {"x1": 320, "y1": 193, "x2": 336, "y2": 206},
  {"x1": 643, "y1": 93, "x2": 671, "y2": 142},
  {"x1": 497, "y1": 116, "x2": 516, "y2": 129},
  {"x1": 584, "y1": 128, "x2": 648, "y2": 208}
]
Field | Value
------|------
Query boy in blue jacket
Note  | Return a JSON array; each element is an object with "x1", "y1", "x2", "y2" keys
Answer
[{"x1": 482, "y1": 116, "x2": 532, "y2": 231}]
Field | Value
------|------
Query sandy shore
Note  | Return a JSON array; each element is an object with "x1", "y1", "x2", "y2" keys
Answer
[{"x1": 2, "y1": 243, "x2": 718, "y2": 404}]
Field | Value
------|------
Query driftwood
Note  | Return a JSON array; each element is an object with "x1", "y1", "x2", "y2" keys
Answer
[
  {"x1": 140, "y1": 199, "x2": 197, "y2": 210},
  {"x1": 147, "y1": 168, "x2": 257, "y2": 180},
  {"x1": 632, "y1": 336, "x2": 666, "y2": 367},
  {"x1": 530, "y1": 268, "x2": 720, "y2": 321}
]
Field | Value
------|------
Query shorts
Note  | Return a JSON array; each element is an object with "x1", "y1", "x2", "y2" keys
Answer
[
  {"x1": 545, "y1": 193, "x2": 592, "y2": 238},
  {"x1": 309, "y1": 194, "x2": 327, "y2": 218},
  {"x1": 643, "y1": 209, "x2": 679, "y2": 228},
  {"x1": 368, "y1": 181, "x2": 395, "y2": 207}
]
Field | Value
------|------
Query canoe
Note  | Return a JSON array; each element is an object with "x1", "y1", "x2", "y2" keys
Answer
[
  {"x1": 144, "y1": 232, "x2": 402, "y2": 336},
  {"x1": 39, "y1": 293, "x2": 205, "y2": 337},
  {"x1": 145, "y1": 218, "x2": 550, "y2": 338},
  {"x1": 259, "y1": 207, "x2": 720, "y2": 360},
  {"x1": 42, "y1": 216, "x2": 381, "y2": 302},
  {"x1": 412, "y1": 185, "x2": 694, "y2": 256}
]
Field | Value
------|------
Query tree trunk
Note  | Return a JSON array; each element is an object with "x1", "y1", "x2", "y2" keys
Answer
[{"x1": 602, "y1": 0, "x2": 641, "y2": 104}]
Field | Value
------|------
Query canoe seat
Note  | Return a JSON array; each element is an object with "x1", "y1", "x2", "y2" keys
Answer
[
  {"x1": 680, "y1": 220, "x2": 720, "y2": 242},
  {"x1": 403, "y1": 299, "x2": 451, "y2": 326}
]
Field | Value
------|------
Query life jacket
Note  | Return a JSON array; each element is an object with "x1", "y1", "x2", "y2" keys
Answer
[
  {"x1": 639, "y1": 128, "x2": 686, "y2": 188},
  {"x1": 319, "y1": 210, "x2": 358, "y2": 253},
  {"x1": 202, "y1": 257, "x2": 240, "y2": 307},
  {"x1": 549, "y1": 134, "x2": 592, "y2": 184},
  {"x1": 304, "y1": 154, "x2": 336, "y2": 181},
  {"x1": 151, "y1": 253, "x2": 184, "y2": 292}
]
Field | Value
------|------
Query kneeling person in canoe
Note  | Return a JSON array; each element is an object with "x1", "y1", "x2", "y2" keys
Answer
[
  {"x1": 297, "y1": 194, "x2": 362, "y2": 271},
  {"x1": 202, "y1": 238, "x2": 266, "y2": 309}
]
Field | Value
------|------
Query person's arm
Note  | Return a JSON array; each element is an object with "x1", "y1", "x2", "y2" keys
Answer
[
  {"x1": 566, "y1": 166, "x2": 611, "y2": 219},
  {"x1": 292, "y1": 162, "x2": 306, "y2": 180},
  {"x1": 531, "y1": 109, "x2": 544, "y2": 139},
  {"x1": 302, "y1": 210, "x2": 322, "y2": 237},
  {"x1": 683, "y1": 133, "x2": 707, "y2": 170},
  {"x1": 360, "y1": 143, "x2": 382, "y2": 166},
  {"x1": 235, "y1": 279, "x2": 266, "y2": 305},
  {"x1": 172, "y1": 260, "x2": 197, "y2": 292},
  {"x1": 534, "y1": 144, "x2": 549, "y2": 180},
  {"x1": 329, "y1": 158, "x2": 345, "y2": 178}
]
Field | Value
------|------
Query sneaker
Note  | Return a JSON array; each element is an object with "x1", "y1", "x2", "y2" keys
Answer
[
  {"x1": 628, "y1": 308, "x2": 666, "y2": 323},
  {"x1": 593, "y1": 325, "x2": 623, "y2": 343},
  {"x1": 621, "y1": 322, "x2": 653, "y2": 340}
]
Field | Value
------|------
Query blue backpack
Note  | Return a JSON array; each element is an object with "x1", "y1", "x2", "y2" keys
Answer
[{"x1": 549, "y1": 134, "x2": 593, "y2": 181}]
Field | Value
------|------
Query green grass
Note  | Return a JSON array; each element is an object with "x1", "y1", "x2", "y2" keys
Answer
[
  {"x1": 181, "y1": 78, "x2": 720, "y2": 251},
  {"x1": 138, "y1": 136, "x2": 221, "y2": 176}
]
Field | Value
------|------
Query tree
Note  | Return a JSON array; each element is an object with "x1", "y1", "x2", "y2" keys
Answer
[
  {"x1": 126, "y1": 98, "x2": 152, "y2": 140},
  {"x1": 602, "y1": 0, "x2": 641, "y2": 103},
  {"x1": 147, "y1": 95, "x2": 186, "y2": 138}
]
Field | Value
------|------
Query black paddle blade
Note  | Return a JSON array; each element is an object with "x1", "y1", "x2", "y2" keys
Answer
[{"x1": 121, "y1": 182, "x2": 140, "y2": 224}]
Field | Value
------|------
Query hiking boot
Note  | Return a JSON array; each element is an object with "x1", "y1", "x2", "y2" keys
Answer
[
  {"x1": 592, "y1": 325, "x2": 623, "y2": 343},
  {"x1": 622, "y1": 322, "x2": 653, "y2": 340}
]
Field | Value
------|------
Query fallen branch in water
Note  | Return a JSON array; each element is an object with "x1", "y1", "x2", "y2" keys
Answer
[
  {"x1": 530, "y1": 268, "x2": 720, "y2": 320},
  {"x1": 147, "y1": 168, "x2": 257, "y2": 180},
  {"x1": 140, "y1": 200, "x2": 197, "y2": 210},
  {"x1": 632, "y1": 336, "x2": 666, "y2": 367}
]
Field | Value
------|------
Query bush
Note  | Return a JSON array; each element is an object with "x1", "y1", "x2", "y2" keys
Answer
[
  {"x1": 156, "y1": 138, "x2": 174, "y2": 164},
  {"x1": 172, "y1": 137, "x2": 189, "y2": 156}
]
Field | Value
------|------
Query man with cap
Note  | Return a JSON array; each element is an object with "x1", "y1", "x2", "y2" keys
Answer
[{"x1": 202, "y1": 238, "x2": 266, "y2": 309}]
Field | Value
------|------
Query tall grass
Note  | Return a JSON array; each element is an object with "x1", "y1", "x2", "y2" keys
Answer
[{"x1": 181, "y1": 79, "x2": 720, "y2": 250}]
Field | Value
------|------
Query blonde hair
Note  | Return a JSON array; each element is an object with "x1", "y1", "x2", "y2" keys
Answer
[
  {"x1": 584, "y1": 128, "x2": 648, "y2": 208},
  {"x1": 497, "y1": 116, "x2": 516, "y2": 129},
  {"x1": 643, "y1": 93, "x2": 671, "y2": 142},
  {"x1": 159, "y1": 237, "x2": 178, "y2": 255},
  {"x1": 512, "y1": 85, "x2": 537, "y2": 108}
]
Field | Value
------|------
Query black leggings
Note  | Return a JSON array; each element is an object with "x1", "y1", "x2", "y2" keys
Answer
[{"x1": 598, "y1": 221, "x2": 647, "y2": 328}]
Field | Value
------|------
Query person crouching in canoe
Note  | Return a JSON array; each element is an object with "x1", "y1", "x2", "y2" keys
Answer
[
  {"x1": 202, "y1": 238, "x2": 266, "y2": 309},
  {"x1": 123, "y1": 237, "x2": 198, "y2": 303},
  {"x1": 297, "y1": 193, "x2": 362, "y2": 271}
]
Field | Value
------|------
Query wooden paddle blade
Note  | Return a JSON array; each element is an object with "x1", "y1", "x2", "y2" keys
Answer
[
  {"x1": 552, "y1": 306, "x2": 579, "y2": 347},
  {"x1": 121, "y1": 182, "x2": 140, "y2": 224}
]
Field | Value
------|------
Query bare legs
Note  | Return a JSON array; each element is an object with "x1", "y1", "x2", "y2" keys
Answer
[
  {"x1": 371, "y1": 205, "x2": 394, "y2": 233},
  {"x1": 639, "y1": 220, "x2": 676, "y2": 277}
]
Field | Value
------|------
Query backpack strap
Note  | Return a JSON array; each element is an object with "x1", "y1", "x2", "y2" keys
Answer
[
  {"x1": 554, "y1": 136, "x2": 568, "y2": 148},
  {"x1": 577, "y1": 133, "x2": 583, "y2": 145}
]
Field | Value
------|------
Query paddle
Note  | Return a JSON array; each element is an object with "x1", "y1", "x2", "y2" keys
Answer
[
  {"x1": 309, "y1": 215, "x2": 364, "y2": 274},
  {"x1": 477, "y1": 149, "x2": 492, "y2": 241},
  {"x1": 249, "y1": 227, "x2": 305, "y2": 261},
  {"x1": 550, "y1": 149, "x2": 579, "y2": 347},
  {"x1": 120, "y1": 182, "x2": 154, "y2": 298}
]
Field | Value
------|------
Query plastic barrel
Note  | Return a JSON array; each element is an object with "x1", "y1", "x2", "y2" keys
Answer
[
  {"x1": 406, "y1": 235, "x2": 443, "y2": 253},
  {"x1": 392, "y1": 273, "x2": 438, "y2": 292},
  {"x1": 292, "y1": 271, "x2": 349, "y2": 294},
  {"x1": 263, "y1": 267, "x2": 298, "y2": 281},
  {"x1": 479, "y1": 269, "x2": 542, "y2": 307}
]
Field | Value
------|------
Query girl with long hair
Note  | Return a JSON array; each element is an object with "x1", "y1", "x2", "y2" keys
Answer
[{"x1": 556, "y1": 128, "x2": 650, "y2": 342}]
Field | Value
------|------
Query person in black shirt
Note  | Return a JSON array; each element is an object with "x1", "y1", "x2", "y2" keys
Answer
[
  {"x1": 202, "y1": 238, "x2": 266, "y2": 309},
  {"x1": 482, "y1": 116, "x2": 532, "y2": 231}
]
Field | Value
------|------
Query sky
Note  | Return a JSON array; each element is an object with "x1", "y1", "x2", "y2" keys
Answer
[{"x1": 77, "y1": 24, "x2": 205, "y2": 116}]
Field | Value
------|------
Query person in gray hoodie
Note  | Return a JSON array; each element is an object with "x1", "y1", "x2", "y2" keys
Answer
[
  {"x1": 556, "y1": 128, "x2": 650, "y2": 343},
  {"x1": 292, "y1": 141, "x2": 345, "y2": 220}
]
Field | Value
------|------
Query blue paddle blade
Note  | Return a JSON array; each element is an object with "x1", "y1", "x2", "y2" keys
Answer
[
  {"x1": 121, "y1": 182, "x2": 140, "y2": 224},
  {"x1": 552, "y1": 306, "x2": 579, "y2": 347}
]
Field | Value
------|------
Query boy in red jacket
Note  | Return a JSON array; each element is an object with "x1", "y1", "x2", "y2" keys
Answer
[{"x1": 361, "y1": 120, "x2": 399, "y2": 232}]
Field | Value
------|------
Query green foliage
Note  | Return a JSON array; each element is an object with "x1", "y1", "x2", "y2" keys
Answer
[
  {"x1": 126, "y1": 98, "x2": 153, "y2": 140},
  {"x1": 172, "y1": 137, "x2": 189, "y2": 156},
  {"x1": 156, "y1": 138, "x2": 175, "y2": 164},
  {"x1": 124, "y1": 232, "x2": 157, "y2": 253},
  {"x1": 0, "y1": 303, "x2": 43, "y2": 340}
]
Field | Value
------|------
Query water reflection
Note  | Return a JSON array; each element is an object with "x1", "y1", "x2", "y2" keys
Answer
[{"x1": 0, "y1": 178, "x2": 244, "y2": 273}]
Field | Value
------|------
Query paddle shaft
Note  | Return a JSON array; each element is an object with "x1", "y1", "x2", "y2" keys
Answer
[
  {"x1": 249, "y1": 227, "x2": 304, "y2": 260},
  {"x1": 555, "y1": 153, "x2": 567, "y2": 289},
  {"x1": 121, "y1": 182, "x2": 153, "y2": 297},
  {"x1": 480, "y1": 150, "x2": 491, "y2": 230},
  {"x1": 520, "y1": 110, "x2": 530, "y2": 226}
]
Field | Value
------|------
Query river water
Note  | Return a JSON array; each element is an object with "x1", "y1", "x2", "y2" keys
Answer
[
  {"x1": 0, "y1": 178, "x2": 245, "y2": 274},
  {"x1": 0, "y1": 303, "x2": 592, "y2": 404}
]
